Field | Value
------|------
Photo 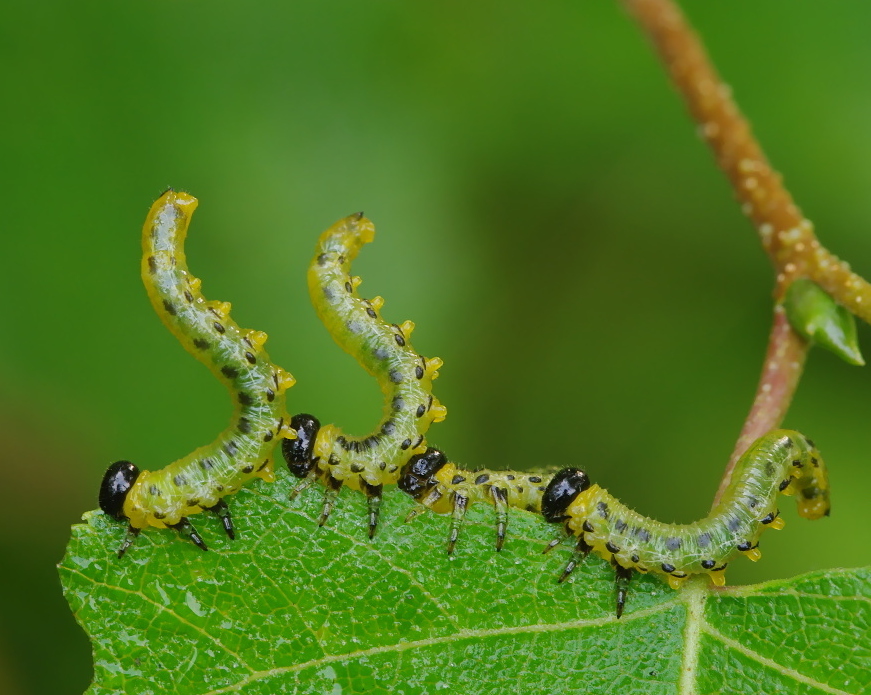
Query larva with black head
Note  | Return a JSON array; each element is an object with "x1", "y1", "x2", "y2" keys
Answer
[
  {"x1": 540, "y1": 429, "x2": 829, "y2": 617},
  {"x1": 398, "y1": 447, "x2": 554, "y2": 552},
  {"x1": 283, "y1": 213, "x2": 447, "y2": 537},
  {"x1": 98, "y1": 189, "x2": 296, "y2": 557}
]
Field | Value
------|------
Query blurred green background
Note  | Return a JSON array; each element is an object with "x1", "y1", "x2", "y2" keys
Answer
[{"x1": 3, "y1": 1, "x2": 871, "y2": 692}]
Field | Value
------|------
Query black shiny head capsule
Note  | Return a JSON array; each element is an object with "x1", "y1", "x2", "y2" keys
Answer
[
  {"x1": 541, "y1": 468, "x2": 590, "y2": 523},
  {"x1": 99, "y1": 460, "x2": 141, "y2": 521},
  {"x1": 397, "y1": 447, "x2": 448, "y2": 499},
  {"x1": 282, "y1": 414, "x2": 321, "y2": 478}
]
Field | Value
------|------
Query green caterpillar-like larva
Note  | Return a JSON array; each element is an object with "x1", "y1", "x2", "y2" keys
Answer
[
  {"x1": 398, "y1": 448, "x2": 554, "y2": 552},
  {"x1": 282, "y1": 213, "x2": 447, "y2": 537},
  {"x1": 98, "y1": 190, "x2": 296, "y2": 557},
  {"x1": 541, "y1": 429, "x2": 830, "y2": 617}
]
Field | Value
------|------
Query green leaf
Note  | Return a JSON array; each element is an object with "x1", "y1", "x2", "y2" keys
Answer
[
  {"x1": 60, "y1": 475, "x2": 871, "y2": 695},
  {"x1": 784, "y1": 278, "x2": 864, "y2": 365}
]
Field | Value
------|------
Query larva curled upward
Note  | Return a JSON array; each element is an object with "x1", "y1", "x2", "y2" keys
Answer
[
  {"x1": 541, "y1": 429, "x2": 830, "y2": 617},
  {"x1": 397, "y1": 447, "x2": 554, "y2": 552},
  {"x1": 98, "y1": 190, "x2": 296, "y2": 557},
  {"x1": 282, "y1": 213, "x2": 447, "y2": 537}
]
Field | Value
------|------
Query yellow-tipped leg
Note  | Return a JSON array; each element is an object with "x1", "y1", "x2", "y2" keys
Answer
[
  {"x1": 742, "y1": 547, "x2": 763, "y2": 562},
  {"x1": 770, "y1": 516, "x2": 786, "y2": 530}
]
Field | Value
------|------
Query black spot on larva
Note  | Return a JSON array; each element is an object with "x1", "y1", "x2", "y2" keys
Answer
[
  {"x1": 392, "y1": 396, "x2": 405, "y2": 411},
  {"x1": 222, "y1": 366, "x2": 239, "y2": 379},
  {"x1": 337, "y1": 435, "x2": 349, "y2": 451},
  {"x1": 374, "y1": 347, "x2": 389, "y2": 360},
  {"x1": 506, "y1": 474, "x2": 515, "y2": 481},
  {"x1": 173, "y1": 475, "x2": 187, "y2": 487},
  {"x1": 148, "y1": 485, "x2": 161, "y2": 497},
  {"x1": 366, "y1": 307, "x2": 377, "y2": 319},
  {"x1": 765, "y1": 461, "x2": 776, "y2": 477},
  {"x1": 242, "y1": 464, "x2": 254, "y2": 474},
  {"x1": 582, "y1": 520, "x2": 595, "y2": 533},
  {"x1": 238, "y1": 392, "x2": 254, "y2": 406},
  {"x1": 529, "y1": 476, "x2": 542, "y2": 484},
  {"x1": 672, "y1": 572, "x2": 688, "y2": 579},
  {"x1": 363, "y1": 435, "x2": 380, "y2": 449},
  {"x1": 266, "y1": 388, "x2": 275, "y2": 402},
  {"x1": 701, "y1": 559, "x2": 716, "y2": 570},
  {"x1": 245, "y1": 352, "x2": 256, "y2": 364},
  {"x1": 806, "y1": 438, "x2": 816, "y2": 448},
  {"x1": 263, "y1": 430, "x2": 274, "y2": 442},
  {"x1": 415, "y1": 365, "x2": 424, "y2": 379},
  {"x1": 737, "y1": 541, "x2": 753, "y2": 552},
  {"x1": 243, "y1": 336, "x2": 253, "y2": 348},
  {"x1": 415, "y1": 404, "x2": 426, "y2": 418},
  {"x1": 811, "y1": 457, "x2": 819, "y2": 468},
  {"x1": 727, "y1": 517, "x2": 741, "y2": 532},
  {"x1": 635, "y1": 528, "x2": 650, "y2": 543},
  {"x1": 400, "y1": 438, "x2": 412, "y2": 450},
  {"x1": 224, "y1": 441, "x2": 239, "y2": 457},
  {"x1": 162, "y1": 300, "x2": 177, "y2": 316},
  {"x1": 596, "y1": 501, "x2": 610, "y2": 519},
  {"x1": 761, "y1": 512, "x2": 775, "y2": 524},
  {"x1": 193, "y1": 338, "x2": 210, "y2": 350},
  {"x1": 350, "y1": 463, "x2": 364, "y2": 473},
  {"x1": 381, "y1": 420, "x2": 396, "y2": 436},
  {"x1": 184, "y1": 290, "x2": 194, "y2": 303},
  {"x1": 389, "y1": 370, "x2": 403, "y2": 384},
  {"x1": 427, "y1": 394, "x2": 433, "y2": 409},
  {"x1": 631, "y1": 554, "x2": 640, "y2": 564},
  {"x1": 344, "y1": 281, "x2": 353, "y2": 293},
  {"x1": 213, "y1": 321, "x2": 225, "y2": 334},
  {"x1": 200, "y1": 459, "x2": 214, "y2": 470},
  {"x1": 147, "y1": 256, "x2": 157, "y2": 274},
  {"x1": 792, "y1": 459, "x2": 802, "y2": 468},
  {"x1": 475, "y1": 473, "x2": 490, "y2": 485},
  {"x1": 747, "y1": 496, "x2": 758, "y2": 508},
  {"x1": 153, "y1": 511, "x2": 166, "y2": 520},
  {"x1": 605, "y1": 541, "x2": 620, "y2": 554},
  {"x1": 661, "y1": 563, "x2": 676, "y2": 573},
  {"x1": 316, "y1": 253, "x2": 329, "y2": 266},
  {"x1": 323, "y1": 286, "x2": 335, "y2": 301},
  {"x1": 665, "y1": 537, "x2": 681, "y2": 551},
  {"x1": 337, "y1": 255, "x2": 346, "y2": 264},
  {"x1": 257, "y1": 459, "x2": 268, "y2": 471},
  {"x1": 394, "y1": 334, "x2": 405, "y2": 347},
  {"x1": 615, "y1": 519, "x2": 628, "y2": 533},
  {"x1": 237, "y1": 417, "x2": 251, "y2": 434},
  {"x1": 697, "y1": 532, "x2": 711, "y2": 548},
  {"x1": 215, "y1": 484, "x2": 224, "y2": 492},
  {"x1": 451, "y1": 474, "x2": 466, "y2": 485},
  {"x1": 779, "y1": 479, "x2": 791, "y2": 491},
  {"x1": 186, "y1": 499, "x2": 199, "y2": 507},
  {"x1": 713, "y1": 563, "x2": 728, "y2": 572}
]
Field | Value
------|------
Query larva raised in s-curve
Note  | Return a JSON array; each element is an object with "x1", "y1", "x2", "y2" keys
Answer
[
  {"x1": 540, "y1": 429, "x2": 829, "y2": 617},
  {"x1": 397, "y1": 447, "x2": 554, "y2": 552},
  {"x1": 98, "y1": 189, "x2": 296, "y2": 557},
  {"x1": 282, "y1": 213, "x2": 447, "y2": 537}
]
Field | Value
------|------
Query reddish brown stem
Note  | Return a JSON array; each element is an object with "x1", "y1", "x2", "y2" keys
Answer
[{"x1": 620, "y1": 0, "x2": 871, "y2": 504}]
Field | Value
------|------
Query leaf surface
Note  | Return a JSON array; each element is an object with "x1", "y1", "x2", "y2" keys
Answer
[{"x1": 59, "y1": 475, "x2": 871, "y2": 694}]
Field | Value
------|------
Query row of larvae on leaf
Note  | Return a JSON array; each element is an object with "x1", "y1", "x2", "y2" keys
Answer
[
  {"x1": 98, "y1": 189, "x2": 447, "y2": 557},
  {"x1": 99, "y1": 189, "x2": 851, "y2": 616}
]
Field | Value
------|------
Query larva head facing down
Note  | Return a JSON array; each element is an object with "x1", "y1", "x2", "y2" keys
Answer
[
  {"x1": 282, "y1": 414, "x2": 321, "y2": 479},
  {"x1": 99, "y1": 460, "x2": 141, "y2": 521},
  {"x1": 397, "y1": 447, "x2": 448, "y2": 499},
  {"x1": 541, "y1": 468, "x2": 590, "y2": 523}
]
